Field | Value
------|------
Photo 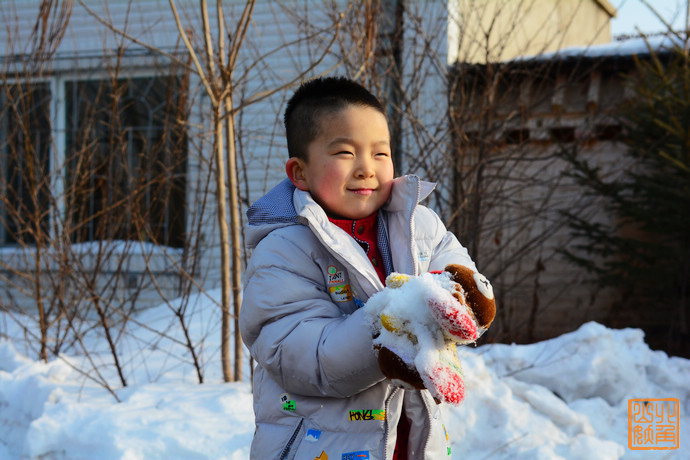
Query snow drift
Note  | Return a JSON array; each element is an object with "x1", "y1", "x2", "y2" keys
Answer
[{"x1": 1, "y1": 317, "x2": 688, "y2": 459}]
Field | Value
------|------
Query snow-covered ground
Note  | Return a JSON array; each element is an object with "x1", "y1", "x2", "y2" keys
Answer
[{"x1": 1, "y1": 292, "x2": 688, "y2": 459}]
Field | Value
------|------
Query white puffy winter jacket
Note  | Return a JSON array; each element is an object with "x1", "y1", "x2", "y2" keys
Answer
[{"x1": 239, "y1": 175, "x2": 476, "y2": 459}]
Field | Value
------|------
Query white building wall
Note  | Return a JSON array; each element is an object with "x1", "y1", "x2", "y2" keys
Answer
[
  {"x1": 396, "y1": 1, "x2": 455, "y2": 217},
  {"x1": 0, "y1": 0, "x2": 346, "y2": 307},
  {"x1": 1, "y1": 0, "x2": 456, "y2": 307}
]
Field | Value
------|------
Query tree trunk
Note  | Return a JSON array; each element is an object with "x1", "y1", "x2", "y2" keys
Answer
[{"x1": 213, "y1": 105, "x2": 234, "y2": 382}]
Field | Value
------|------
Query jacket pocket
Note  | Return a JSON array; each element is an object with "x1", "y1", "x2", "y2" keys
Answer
[{"x1": 279, "y1": 417, "x2": 305, "y2": 460}]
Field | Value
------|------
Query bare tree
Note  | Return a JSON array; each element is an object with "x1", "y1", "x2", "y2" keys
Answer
[
  {"x1": 167, "y1": 0, "x2": 249, "y2": 383},
  {"x1": 316, "y1": 0, "x2": 620, "y2": 344},
  {"x1": 1, "y1": 0, "x2": 345, "y2": 393},
  {"x1": 165, "y1": 0, "x2": 344, "y2": 381}
]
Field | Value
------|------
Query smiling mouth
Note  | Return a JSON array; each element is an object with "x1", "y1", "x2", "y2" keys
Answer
[{"x1": 349, "y1": 188, "x2": 375, "y2": 196}]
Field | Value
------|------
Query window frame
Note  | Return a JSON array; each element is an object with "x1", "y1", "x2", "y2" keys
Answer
[{"x1": 0, "y1": 69, "x2": 188, "y2": 249}]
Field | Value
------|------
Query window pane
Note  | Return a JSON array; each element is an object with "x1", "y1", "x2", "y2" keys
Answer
[
  {"x1": 65, "y1": 76, "x2": 187, "y2": 248},
  {"x1": 0, "y1": 83, "x2": 51, "y2": 246}
]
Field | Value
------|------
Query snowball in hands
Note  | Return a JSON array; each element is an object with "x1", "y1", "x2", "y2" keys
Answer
[{"x1": 364, "y1": 265, "x2": 496, "y2": 405}]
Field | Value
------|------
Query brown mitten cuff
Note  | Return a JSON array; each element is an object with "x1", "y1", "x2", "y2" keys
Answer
[
  {"x1": 377, "y1": 347, "x2": 425, "y2": 390},
  {"x1": 444, "y1": 264, "x2": 496, "y2": 329}
]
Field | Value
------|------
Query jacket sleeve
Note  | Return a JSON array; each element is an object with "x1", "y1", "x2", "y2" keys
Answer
[{"x1": 239, "y1": 227, "x2": 385, "y2": 398}]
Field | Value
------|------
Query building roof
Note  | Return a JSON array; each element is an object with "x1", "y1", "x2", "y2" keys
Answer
[
  {"x1": 516, "y1": 34, "x2": 685, "y2": 63},
  {"x1": 451, "y1": 34, "x2": 686, "y2": 79}
]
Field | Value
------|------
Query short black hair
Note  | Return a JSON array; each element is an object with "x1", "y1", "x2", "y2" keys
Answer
[{"x1": 284, "y1": 76, "x2": 386, "y2": 160}]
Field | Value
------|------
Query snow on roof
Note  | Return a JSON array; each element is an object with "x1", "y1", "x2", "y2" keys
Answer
[{"x1": 514, "y1": 34, "x2": 686, "y2": 63}]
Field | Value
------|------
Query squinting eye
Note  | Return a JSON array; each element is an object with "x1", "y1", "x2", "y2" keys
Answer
[{"x1": 376, "y1": 152, "x2": 390, "y2": 157}]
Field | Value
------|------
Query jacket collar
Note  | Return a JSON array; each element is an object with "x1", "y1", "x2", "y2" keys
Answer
[
  {"x1": 291, "y1": 174, "x2": 434, "y2": 227},
  {"x1": 383, "y1": 175, "x2": 436, "y2": 213},
  {"x1": 291, "y1": 175, "x2": 434, "y2": 295},
  {"x1": 245, "y1": 175, "x2": 436, "y2": 252}
]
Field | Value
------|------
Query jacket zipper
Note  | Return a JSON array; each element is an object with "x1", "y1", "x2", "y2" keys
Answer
[
  {"x1": 383, "y1": 387, "x2": 400, "y2": 460},
  {"x1": 409, "y1": 177, "x2": 421, "y2": 276},
  {"x1": 279, "y1": 418, "x2": 304, "y2": 460},
  {"x1": 421, "y1": 393, "x2": 434, "y2": 457}
]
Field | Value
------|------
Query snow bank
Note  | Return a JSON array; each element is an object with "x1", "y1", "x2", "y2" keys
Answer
[
  {"x1": 449, "y1": 322, "x2": 688, "y2": 459},
  {"x1": 1, "y1": 321, "x2": 687, "y2": 459},
  {"x1": 0, "y1": 340, "x2": 253, "y2": 459}
]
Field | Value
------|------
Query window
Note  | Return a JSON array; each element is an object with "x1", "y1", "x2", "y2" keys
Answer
[
  {"x1": 550, "y1": 127, "x2": 576, "y2": 143},
  {"x1": 0, "y1": 75, "x2": 187, "y2": 248},
  {"x1": 595, "y1": 123, "x2": 622, "y2": 141},
  {"x1": 65, "y1": 76, "x2": 187, "y2": 248},
  {"x1": 0, "y1": 83, "x2": 51, "y2": 246},
  {"x1": 505, "y1": 128, "x2": 530, "y2": 144}
]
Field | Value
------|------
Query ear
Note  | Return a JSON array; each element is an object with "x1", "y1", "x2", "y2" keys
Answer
[{"x1": 286, "y1": 157, "x2": 309, "y2": 191}]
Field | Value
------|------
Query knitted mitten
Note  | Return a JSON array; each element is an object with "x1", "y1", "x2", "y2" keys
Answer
[
  {"x1": 426, "y1": 292, "x2": 478, "y2": 343},
  {"x1": 423, "y1": 348, "x2": 465, "y2": 404},
  {"x1": 366, "y1": 268, "x2": 495, "y2": 405}
]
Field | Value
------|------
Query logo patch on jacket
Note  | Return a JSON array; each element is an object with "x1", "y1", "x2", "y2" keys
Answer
[
  {"x1": 327, "y1": 265, "x2": 344, "y2": 284},
  {"x1": 329, "y1": 284, "x2": 352, "y2": 302},
  {"x1": 280, "y1": 393, "x2": 295, "y2": 411},
  {"x1": 348, "y1": 409, "x2": 385, "y2": 421},
  {"x1": 305, "y1": 429, "x2": 322, "y2": 442},
  {"x1": 283, "y1": 400, "x2": 296, "y2": 411},
  {"x1": 342, "y1": 451, "x2": 369, "y2": 459},
  {"x1": 326, "y1": 265, "x2": 352, "y2": 302}
]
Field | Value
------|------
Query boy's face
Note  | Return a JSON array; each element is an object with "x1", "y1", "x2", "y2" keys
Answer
[{"x1": 286, "y1": 105, "x2": 394, "y2": 220}]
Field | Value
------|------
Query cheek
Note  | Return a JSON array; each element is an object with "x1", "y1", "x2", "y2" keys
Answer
[
  {"x1": 319, "y1": 168, "x2": 345, "y2": 184},
  {"x1": 380, "y1": 181, "x2": 393, "y2": 201},
  {"x1": 312, "y1": 168, "x2": 345, "y2": 199},
  {"x1": 376, "y1": 159, "x2": 394, "y2": 182},
  {"x1": 379, "y1": 165, "x2": 394, "y2": 189}
]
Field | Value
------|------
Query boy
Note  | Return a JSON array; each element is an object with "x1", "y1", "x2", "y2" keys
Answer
[{"x1": 239, "y1": 77, "x2": 478, "y2": 459}]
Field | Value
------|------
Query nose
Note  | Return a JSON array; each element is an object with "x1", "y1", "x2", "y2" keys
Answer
[{"x1": 355, "y1": 155, "x2": 375, "y2": 178}]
